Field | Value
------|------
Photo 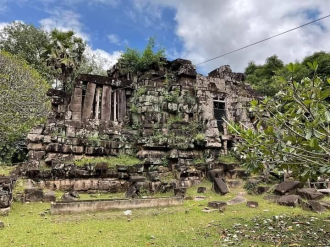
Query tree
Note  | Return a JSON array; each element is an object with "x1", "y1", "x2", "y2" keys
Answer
[
  {"x1": 302, "y1": 51, "x2": 330, "y2": 80},
  {"x1": 229, "y1": 62, "x2": 330, "y2": 182},
  {"x1": 0, "y1": 51, "x2": 50, "y2": 162},
  {"x1": 42, "y1": 29, "x2": 85, "y2": 92},
  {"x1": 245, "y1": 55, "x2": 285, "y2": 96},
  {"x1": 245, "y1": 52, "x2": 330, "y2": 97},
  {"x1": 117, "y1": 37, "x2": 165, "y2": 74},
  {"x1": 0, "y1": 21, "x2": 58, "y2": 84}
]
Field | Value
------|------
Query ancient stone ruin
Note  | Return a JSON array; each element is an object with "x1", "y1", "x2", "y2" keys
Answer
[{"x1": 24, "y1": 58, "x2": 257, "y2": 195}]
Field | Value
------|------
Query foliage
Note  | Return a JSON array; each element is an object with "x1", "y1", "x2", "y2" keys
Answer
[
  {"x1": 41, "y1": 29, "x2": 85, "y2": 92},
  {"x1": 0, "y1": 165, "x2": 16, "y2": 176},
  {"x1": 0, "y1": 51, "x2": 50, "y2": 162},
  {"x1": 163, "y1": 88, "x2": 180, "y2": 103},
  {"x1": 245, "y1": 52, "x2": 330, "y2": 96},
  {"x1": 136, "y1": 87, "x2": 147, "y2": 97},
  {"x1": 218, "y1": 153, "x2": 239, "y2": 164},
  {"x1": 117, "y1": 37, "x2": 165, "y2": 74},
  {"x1": 0, "y1": 21, "x2": 58, "y2": 84},
  {"x1": 244, "y1": 55, "x2": 285, "y2": 96},
  {"x1": 193, "y1": 157, "x2": 206, "y2": 165},
  {"x1": 167, "y1": 115, "x2": 183, "y2": 125},
  {"x1": 194, "y1": 133, "x2": 206, "y2": 146},
  {"x1": 74, "y1": 155, "x2": 142, "y2": 168},
  {"x1": 231, "y1": 62, "x2": 330, "y2": 181},
  {"x1": 86, "y1": 133, "x2": 100, "y2": 146}
]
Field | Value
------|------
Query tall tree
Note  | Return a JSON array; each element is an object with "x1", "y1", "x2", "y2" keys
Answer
[
  {"x1": 0, "y1": 21, "x2": 57, "y2": 84},
  {"x1": 0, "y1": 51, "x2": 50, "y2": 162},
  {"x1": 42, "y1": 29, "x2": 85, "y2": 92},
  {"x1": 245, "y1": 55, "x2": 285, "y2": 96}
]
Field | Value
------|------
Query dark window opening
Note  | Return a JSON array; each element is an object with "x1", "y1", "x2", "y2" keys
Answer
[{"x1": 214, "y1": 100, "x2": 226, "y2": 133}]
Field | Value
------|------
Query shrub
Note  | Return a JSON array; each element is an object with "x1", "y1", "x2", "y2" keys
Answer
[
  {"x1": 117, "y1": 37, "x2": 165, "y2": 74},
  {"x1": 194, "y1": 133, "x2": 205, "y2": 146},
  {"x1": 0, "y1": 51, "x2": 50, "y2": 162}
]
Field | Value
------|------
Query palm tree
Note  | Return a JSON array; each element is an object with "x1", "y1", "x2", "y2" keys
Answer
[{"x1": 42, "y1": 29, "x2": 85, "y2": 91}]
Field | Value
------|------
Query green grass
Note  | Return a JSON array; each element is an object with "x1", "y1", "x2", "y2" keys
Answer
[
  {"x1": 0, "y1": 181, "x2": 329, "y2": 246},
  {"x1": 0, "y1": 165, "x2": 15, "y2": 176},
  {"x1": 218, "y1": 154, "x2": 239, "y2": 164},
  {"x1": 74, "y1": 155, "x2": 142, "y2": 168}
]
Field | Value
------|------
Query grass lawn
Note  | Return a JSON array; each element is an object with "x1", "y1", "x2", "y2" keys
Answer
[{"x1": 0, "y1": 181, "x2": 329, "y2": 246}]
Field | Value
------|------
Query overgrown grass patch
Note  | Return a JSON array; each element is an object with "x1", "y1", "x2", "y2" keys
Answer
[
  {"x1": 74, "y1": 155, "x2": 142, "y2": 168},
  {"x1": 0, "y1": 165, "x2": 15, "y2": 176}
]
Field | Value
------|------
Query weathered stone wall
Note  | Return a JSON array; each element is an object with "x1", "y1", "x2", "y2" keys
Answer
[{"x1": 25, "y1": 58, "x2": 257, "y2": 192}]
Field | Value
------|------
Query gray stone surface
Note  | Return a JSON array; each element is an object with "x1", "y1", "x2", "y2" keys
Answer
[
  {"x1": 274, "y1": 181, "x2": 303, "y2": 195},
  {"x1": 296, "y1": 188, "x2": 324, "y2": 200},
  {"x1": 277, "y1": 195, "x2": 301, "y2": 207},
  {"x1": 213, "y1": 177, "x2": 229, "y2": 195}
]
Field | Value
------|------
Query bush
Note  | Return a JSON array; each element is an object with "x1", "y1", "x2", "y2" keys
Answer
[
  {"x1": 0, "y1": 51, "x2": 50, "y2": 162},
  {"x1": 194, "y1": 133, "x2": 205, "y2": 146},
  {"x1": 117, "y1": 37, "x2": 165, "y2": 74}
]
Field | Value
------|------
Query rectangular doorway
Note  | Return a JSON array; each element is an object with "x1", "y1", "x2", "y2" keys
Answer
[{"x1": 213, "y1": 98, "x2": 226, "y2": 133}]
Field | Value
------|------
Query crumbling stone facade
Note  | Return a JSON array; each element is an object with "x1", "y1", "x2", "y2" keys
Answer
[{"x1": 25, "y1": 59, "x2": 256, "y2": 193}]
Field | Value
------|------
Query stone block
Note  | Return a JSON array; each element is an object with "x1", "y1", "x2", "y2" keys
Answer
[
  {"x1": 274, "y1": 181, "x2": 303, "y2": 195},
  {"x1": 27, "y1": 134, "x2": 44, "y2": 143},
  {"x1": 72, "y1": 146, "x2": 84, "y2": 154},
  {"x1": 27, "y1": 143, "x2": 44, "y2": 151},
  {"x1": 213, "y1": 177, "x2": 229, "y2": 195},
  {"x1": 174, "y1": 187, "x2": 187, "y2": 197},
  {"x1": 278, "y1": 195, "x2": 301, "y2": 207},
  {"x1": 43, "y1": 191, "x2": 56, "y2": 202},
  {"x1": 296, "y1": 188, "x2": 324, "y2": 200},
  {"x1": 246, "y1": 201, "x2": 259, "y2": 208},
  {"x1": 24, "y1": 188, "x2": 44, "y2": 202},
  {"x1": 208, "y1": 201, "x2": 227, "y2": 210}
]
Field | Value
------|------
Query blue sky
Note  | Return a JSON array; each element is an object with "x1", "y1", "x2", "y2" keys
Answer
[{"x1": 1, "y1": 0, "x2": 330, "y2": 74}]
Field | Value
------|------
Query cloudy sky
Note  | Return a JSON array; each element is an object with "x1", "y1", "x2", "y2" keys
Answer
[{"x1": 0, "y1": 0, "x2": 330, "y2": 74}]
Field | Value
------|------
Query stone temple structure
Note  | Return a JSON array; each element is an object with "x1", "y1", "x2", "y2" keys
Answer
[{"x1": 24, "y1": 59, "x2": 257, "y2": 194}]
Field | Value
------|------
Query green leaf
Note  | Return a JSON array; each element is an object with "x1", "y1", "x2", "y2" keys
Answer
[
  {"x1": 309, "y1": 138, "x2": 318, "y2": 148},
  {"x1": 325, "y1": 111, "x2": 330, "y2": 122},
  {"x1": 307, "y1": 62, "x2": 314, "y2": 70},
  {"x1": 305, "y1": 129, "x2": 312, "y2": 140},
  {"x1": 250, "y1": 99, "x2": 258, "y2": 107}
]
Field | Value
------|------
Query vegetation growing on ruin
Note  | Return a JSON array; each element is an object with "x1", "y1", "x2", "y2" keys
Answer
[
  {"x1": 231, "y1": 62, "x2": 330, "y2": 181},
  {"x1": 74, "y1": 155, "x2": 142, "y2": 168},
  {"x1": 117, "y1": 37, "x2": 165, "y2": 74},
  {"x1": 218, "y1": 153, "x2": 239, "y2": 164}
]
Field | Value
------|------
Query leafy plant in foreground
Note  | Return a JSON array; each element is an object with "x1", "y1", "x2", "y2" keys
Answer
[{"x1": 229, "y1": 61, "x2": 330, "y2": 182}]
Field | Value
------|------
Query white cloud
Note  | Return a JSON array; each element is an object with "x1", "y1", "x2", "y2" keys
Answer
[
  {"x1": 84, "y1": 45, "x2": 122, "y2": 71},
  {"x1": 107, "y1": 34, "x2": 120, "y2": 45},
  {"x1": 135, "y1": 0, "x2": 330, "y2": 73},
  {"x1": 39, "y1": 8, "x2": 90, "y2": 41},
  {"x1": 107, "y1": 34, "x2": 128, "y2": 46}
]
